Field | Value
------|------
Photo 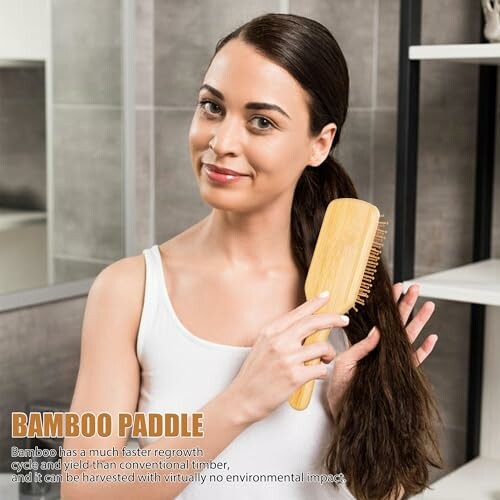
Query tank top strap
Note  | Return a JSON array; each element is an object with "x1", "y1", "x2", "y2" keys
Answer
[{"x1": 136, "y1": 244, "x2": 163, "y2": 360}]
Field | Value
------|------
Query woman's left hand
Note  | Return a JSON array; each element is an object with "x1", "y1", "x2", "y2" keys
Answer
[
  {"x1": 392, "y1": 282, "x2": 439, "y2": 367},
  {"x1": 325, "y1": 283, "x2": 439, "y2": 421}
]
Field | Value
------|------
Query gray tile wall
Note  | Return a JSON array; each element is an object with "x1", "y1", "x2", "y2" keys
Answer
[
  {"x1": 135, "y1": 0, "x2": 154, "y2": 253},
  {"x1": 51, "y1": 0, "x2": 124, "y2": 281},
  {"x1": 0, "y1": 297, "x2": 85, "y2": 471}
]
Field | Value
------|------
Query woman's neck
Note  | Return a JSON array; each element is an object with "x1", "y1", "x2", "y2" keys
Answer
[{"x1": 196, "y1": 207, "x2": 297, "y2": 273}]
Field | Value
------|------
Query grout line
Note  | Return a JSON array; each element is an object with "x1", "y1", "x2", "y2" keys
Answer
[
  {"x1": 53, "y1": 103, "x2": 122, "y2": 110},
  {"x1": 155, "y1": 106, "x2": 196, "y2": 112},
  {"x1": 279, "y1": 0, "x2": 289, "y2": 14},
  {"x1": 150, "y1": 0, "x2": 156, "y2": 248},
  {"x1": 369, "y1": 0, "x2": 380, "y2": 204},
  {"x1": 123, "y1": 0, "x2": 136, "y2": 258},
  {"x1": 47, "y1": 0, "x2": 54, "y2": 284},
  {"x1": 441, "y1": 424, "x2": 467, "y2": 432},
  {"x1": 53, "y1": 254, "x2": 112, "y2": 264},
  {"x1": 349, "y1": 106, "x2": 397, "y2": 112},
  {"x1": 372, "y1": 0, "x2": 380, "y2": 110}
]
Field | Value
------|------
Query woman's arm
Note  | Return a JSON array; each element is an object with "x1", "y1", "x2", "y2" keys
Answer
[{"x1": 61, "y1": 257, "x2": 252, "y2": 500}]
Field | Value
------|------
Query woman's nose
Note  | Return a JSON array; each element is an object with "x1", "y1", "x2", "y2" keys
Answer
[{"x1": 208, "y1": 117, "x2": 243, "y2": 156}]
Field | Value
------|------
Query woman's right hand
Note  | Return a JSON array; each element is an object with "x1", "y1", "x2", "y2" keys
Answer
[{"x1": 225, "y1": 292, "x2": 349, "y2": 425}]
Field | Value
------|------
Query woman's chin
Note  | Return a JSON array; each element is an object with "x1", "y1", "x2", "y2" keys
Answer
[{"x1": 198, "y1": 186, "x2": 253, "y2": 212}]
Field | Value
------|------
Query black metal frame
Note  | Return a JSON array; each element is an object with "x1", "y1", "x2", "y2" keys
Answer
[{"x1": 394, "y1": 0, "x2": 496, "y2": 461}]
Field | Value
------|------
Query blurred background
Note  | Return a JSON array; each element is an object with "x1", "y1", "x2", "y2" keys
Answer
[{"x1": 1, "y1": 0, "x2": 499, "y2": 495}]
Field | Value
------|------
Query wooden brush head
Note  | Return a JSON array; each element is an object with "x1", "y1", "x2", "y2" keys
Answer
[{"x1": 304, "y1": 198, "x2": 386, "y2": 315}]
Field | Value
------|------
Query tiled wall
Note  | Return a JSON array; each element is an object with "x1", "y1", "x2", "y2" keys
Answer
[
  {"x1": 2, "y1": 0, "x2": 499, "y2": 487},
  {"x1": 51, "y1": 0, "x2": 124, "y2": 281},
  {"x1": 0, "y1": 297, "x2": 85, "y2": 471}
]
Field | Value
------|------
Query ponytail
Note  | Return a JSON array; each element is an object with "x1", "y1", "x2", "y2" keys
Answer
[{"x1": 291, "y1": 155, "x2": 357, "y2": 274}]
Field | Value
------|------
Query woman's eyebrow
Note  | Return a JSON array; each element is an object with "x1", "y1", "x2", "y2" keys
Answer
[{"x1": 199, "y1": 83, "x2": 291, "y2": 120}]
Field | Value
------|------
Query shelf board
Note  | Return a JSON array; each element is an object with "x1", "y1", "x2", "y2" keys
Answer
[
  {"x1": 403, "y1": 258, "x2": 500, "y2": 306},
  {"x1": 0, "y1": 208, "x2": 46, "y2": 231},
  {"x1": 412, "y1": 456, "x2": 500, "y2": 498},
  {"x1": 409, "y1": 43, "x2": 500, "y2": 64},
  {"x1": 0, "y1": 57, "x2": 44, "y2": 68}
]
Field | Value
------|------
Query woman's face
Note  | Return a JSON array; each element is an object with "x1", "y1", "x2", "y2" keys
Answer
[{"x1": 189, "y1": 38, "x2": 335, "y2": 213}]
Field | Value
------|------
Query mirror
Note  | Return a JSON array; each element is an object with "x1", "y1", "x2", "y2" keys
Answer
[{"x1": 0, "y1": 0, "x2": 133, "y2": 304}]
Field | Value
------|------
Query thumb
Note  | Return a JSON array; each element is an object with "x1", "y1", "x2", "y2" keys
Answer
[{"x1": 348, "y1": 326, "x2": 380, "y2": 361}]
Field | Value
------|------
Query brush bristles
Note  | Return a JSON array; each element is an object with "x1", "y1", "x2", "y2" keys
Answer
[{"x1": 353, "y1": 217, "x2": 388, "y2": 312}]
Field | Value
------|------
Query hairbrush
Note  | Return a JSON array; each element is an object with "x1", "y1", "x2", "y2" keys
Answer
[{"x1": 289, "y1": 198, "x2": 388, "y2": 410}]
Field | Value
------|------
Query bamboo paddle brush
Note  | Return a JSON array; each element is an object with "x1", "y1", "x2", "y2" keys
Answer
[{"x1": 289, "y1": 198, "x2": 388, "y2": 411}]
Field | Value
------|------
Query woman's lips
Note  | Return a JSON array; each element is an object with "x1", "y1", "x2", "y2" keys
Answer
[{"x1": 202, "y1": 164, "x2": 249, "y2": 184}]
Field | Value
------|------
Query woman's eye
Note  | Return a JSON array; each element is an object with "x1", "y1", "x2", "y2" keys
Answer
[
  {"x1": 251, "y1": 116, "x2": 274, "y2": 130},
  {"x1": 198, "y1": 100, "x2": 222, "y2": 115}
]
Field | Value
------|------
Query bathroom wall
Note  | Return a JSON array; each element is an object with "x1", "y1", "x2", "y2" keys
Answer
[
  {"x1": 1, "y1": 0, "x2": 499, "y2": 484},
  {"x1": 51, "y1": 0, "x2": 125, "y2": 282}
]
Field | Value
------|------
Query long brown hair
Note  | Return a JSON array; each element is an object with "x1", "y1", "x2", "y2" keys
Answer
[{"x1": 210, "y1": 13, "x2": 444, "y2": 499}]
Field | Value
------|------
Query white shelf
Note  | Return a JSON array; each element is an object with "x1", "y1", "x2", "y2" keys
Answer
[
  {"x1": 0, "y1": 208, "x2": 46, "y2": 231},
  {"x1": 412, "y1": 456, "x2": 500, "y2": 498},
  {"x1": 402, "y1": 258, "x2": 500, "y2": 306},
  {"x1": 0, "y1": 0, "x2": 49, "y2": 63},
  {"x1": 0, "y1": 57, "x2": 44, "y2": 68},
  {"x1": 409, "y1": 43, "x2": 500, "y2": 64}
]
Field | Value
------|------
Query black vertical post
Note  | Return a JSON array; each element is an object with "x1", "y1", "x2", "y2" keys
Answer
[
  {"x1": 394, "y1": 0, "x2": 422, "y2": 283},
  {"x1": 466, "y1": 18, "x2": 496, "y2": 460}
]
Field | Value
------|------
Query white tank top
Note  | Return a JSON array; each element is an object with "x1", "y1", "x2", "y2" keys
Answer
[{"x1": 136, "y1": 244, "x2": 356, "y2": 499}]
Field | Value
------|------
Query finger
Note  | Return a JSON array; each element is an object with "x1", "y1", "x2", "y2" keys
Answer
[
  {"x1": 406, "y1": 301, "x2": 435, "y2": 344},
  {"x1": 413, "y1": 334, "x2": 438, "y2": 366},
  {"x1": 392, "y1": 282, "x2": 404, "y2": 303},
  {"x1": 345, "y1": 326, "x2": 380, "y2": 362},
  {"x1": 399, "y1": 283, "x2": 420, "y2": 325},
  {"x1": 295, "y1": 341, "x2": 336, "y2": 365},
  {"x1": 298, "y1": 361, "x2": 329, "y2": 384},
  {"x1": 290, "y1": 312, "x2": 350, "y2": 344},
  {"x1": 265, "y1": 292, "x2": 332, "y2": 335}
]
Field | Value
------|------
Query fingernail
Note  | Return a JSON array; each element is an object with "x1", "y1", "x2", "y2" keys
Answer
[
  {"x1": 368, "y1": 327, "x2": 376, "y2": 337},
  {"x1": 340, "y1": 315, "x2": 349, "y2": 324},
  {"x1": 319, "y1": 290, "x2": 330, "y2": 298}
]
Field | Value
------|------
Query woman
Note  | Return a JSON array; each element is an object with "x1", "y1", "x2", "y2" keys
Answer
[{"x1": 62, "y1": 13, "x2": 440, "y2": 500}]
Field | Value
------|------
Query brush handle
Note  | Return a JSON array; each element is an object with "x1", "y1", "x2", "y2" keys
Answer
[{"x1": 288, "y1": 327, "x2": 332, "y2": 410}]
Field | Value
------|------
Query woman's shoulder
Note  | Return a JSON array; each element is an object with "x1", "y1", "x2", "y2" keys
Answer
[
  {"x1": 91, "y1": 236, "x2": 184, "y2": 301},
  {"x1": 86, "y1": 252, "x2": 149, "y2": 327},
  {"x1": 96, "y1": 252, "x2": 146, "y2": 291}
]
